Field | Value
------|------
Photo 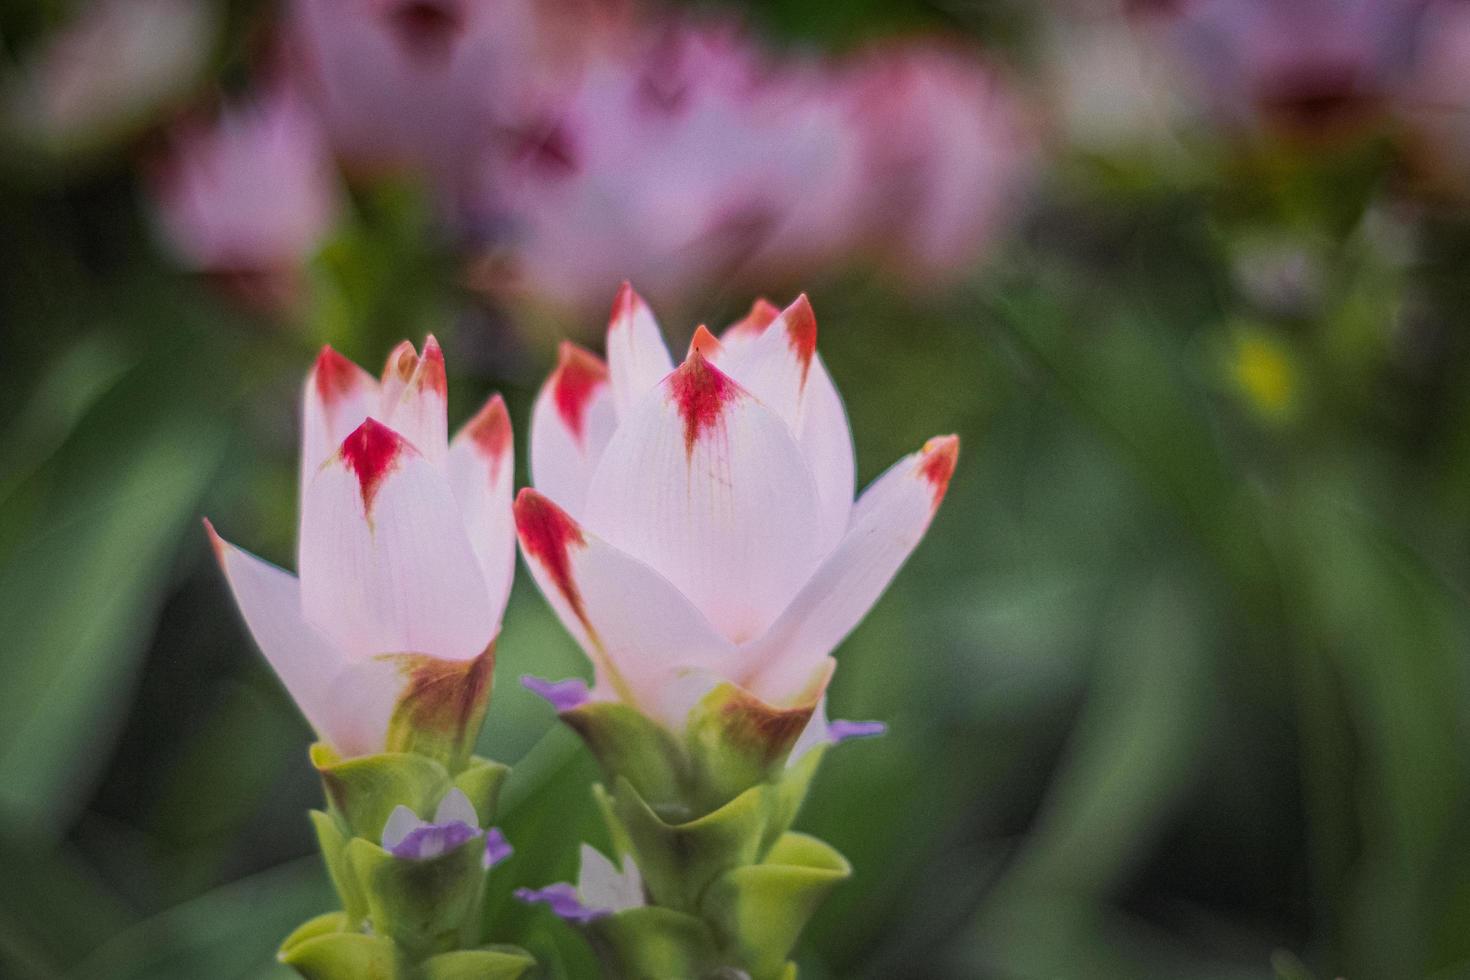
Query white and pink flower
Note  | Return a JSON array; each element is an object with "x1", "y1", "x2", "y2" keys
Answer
[
  {"x1": 150, "y1": 85, "x2": 342, "y2": 311},
  {"x1": 514, "y1": 284, "x2": 957, "y2": 732},
  {"x1": 207, "y1": 338, "x2": 515, "y2": 758}
]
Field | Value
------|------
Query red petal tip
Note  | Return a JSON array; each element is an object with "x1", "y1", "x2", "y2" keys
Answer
[
  {"x1": 918, "y1": 435, "x2": 960, "y2": 510},
  {"x1": 781, "y1": 294, "x2": 818, "y2": 386},
  {"x1": 668, "y1": 350, "x2": 740, "y2": 457},
  {"x1": 384, "y1": 340, "x2": 418, "y2": 384},
  {"x1": 514, "y1": 489, "x2": 591, "y2": 629},
  {"x1": 609, "y1": 281, "x2": 642, "y2": 330},
  {"x1": 340, "y1": 418, "x2": 408, "y2": 514},
  {"x1": 414, "y1": 335, "x2": 447, "y2": 395},
  {"x1": 313, "y1": 345, "x2": 365, "y2": 405},
  {"x1": 729, "y1": 297, "x2": 780, "y2": 338},
  {"x1": 465, "y1": 393, "x2": 512, "y2": 480},
  {"x1": 201, "y1": 517, "x2": 227, "y2": 566},
  {"x1": 551, "y1": 342, "x2": 609, "y2": 443},
  {"x1": 688, "y1": 324, "x2": 723, "y2": 359}
]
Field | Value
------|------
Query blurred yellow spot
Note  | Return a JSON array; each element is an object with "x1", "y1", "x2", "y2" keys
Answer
[{"x1": 1229, "y1": 332, "x2": 1296, "y2": 418}]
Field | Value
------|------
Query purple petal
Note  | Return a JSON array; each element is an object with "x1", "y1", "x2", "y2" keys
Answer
[
  {"x1": 484, "y1": 827, "x2": 513, "y2": 869},
  {"x1": 522, "y1": 675, "x2": 590, "y2": 712},
  {"x1": 828, "y1": 719, "x2": 887, "y2": 743},
  {"x1": 387, "y1": 820, "x2": 480, "y2": 861},
  {"x1": 514, "y1": 882, "x2": 610, "y2": 924}
]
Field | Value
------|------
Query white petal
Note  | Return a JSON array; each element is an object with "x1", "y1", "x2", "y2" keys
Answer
[
  {"x1": 717, "y1": 297, "x2": 781, "y2": 358},
  {"x1": 377, "y1": 340, "x2": 419, "y2": 418},
  {"x1": 299, "y1": 418, "x2": 494, "y2": 662},
  {"x1": 447, "y1": 393, "x2": 516, "y2": 629},
  {"x1": 529, "y1": 342, "x2": 617, "y2": 521},
  {"x1": 797, "y1": 355, "x2": 855, "y2": 555},
  {"x1": 206, "y1": 521, "x2": 349, "y2": 749},
  {"x1": 743, "y1": 435, "x2": 958, "y2": 701},
  {"x1": 717, "y1": 294, "x2": 818, "y2": 436},
  {"x1": 514, "y1": 488, "x2": 735, "y2": 722},
  {"x1": 379, "y1": 336, "x2": 449, "y2": 464},
  {"x1": 381, "y1": 805, "x2": 423, "y2": 849},
  {"x1": 583, "y1": 352, "x2": 824, "y2": 645},
  {"x1": 578, "y1": 844, "x2": 644, "y2": 912},
  {"x1": 433, "y1": 787, "x2": 479, "y2": 827},
  {"x1": 301, "y1": 346, "x2": 379, "y2": 508},
  {"x1": 605, "y1": 282, "x2": 673, "y2": 419}
]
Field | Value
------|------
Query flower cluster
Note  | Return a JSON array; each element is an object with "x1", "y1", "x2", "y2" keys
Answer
[
  {"x1": 207, "y1": 287, "x2": 957, "y2": 977},
  {"x1": 143, "y1": 0, "x2": 1031, "y2": 315}
]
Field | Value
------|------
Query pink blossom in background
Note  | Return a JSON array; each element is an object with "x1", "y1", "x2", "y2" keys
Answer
[
  {"x1": 1393, "y1": 1, "x2": 1470, "y2": 197},
  {"x1": 483, "y1": 17, "x2": 823, "y2": 312},
  {"x1": 2, "y1": 0, "x2": 220, "y2": 154},
  {"x1": 283, "y1": 0, "x2": 559, "y2": 189},
  {"x1": 151, "y1": 86, "x2": 342, "y2": 312},
  {"x1": 1142, "y1": 0, "x2": 1431, "y2": 141},
  {"x1": 841, "y1": 43, "x2": 1036, "y2": 282}
]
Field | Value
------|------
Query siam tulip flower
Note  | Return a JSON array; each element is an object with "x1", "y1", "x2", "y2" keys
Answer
[
  {"x1": 207, "y1": 338, "x2": 515, "y2": 759},
  {"x1": 150, "y1": 85, "x2": 342, "y2": 312},
  {"x1": 515, "y1": 284, "x2": 958, "y2": 734},
  {"x1": 283, "y1": 0, "x2": 560, "y2": 192},
  {"x1": 481, "y1": 16, "x2": 843, "y2": 312},
  {"x1": 840, "y1": 43, "x2": 1035, "y2": 282},
  {"x1": 515, "y1": 844, "x2": 644, "y2": 924},
  {"x1": 381, "y1": 788, "x2": 513, "y2": 869},
  {"x1": 1, "y1": 0, "x2": 219, "y2": 157},
  {"x1": 1139, "y1": 0, "x2": 1431, "y2": 141}
]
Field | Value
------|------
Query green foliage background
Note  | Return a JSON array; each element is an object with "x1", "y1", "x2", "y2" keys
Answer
[{"x1": 2, "y1": 1, "x2": 1470, "y2": 978}]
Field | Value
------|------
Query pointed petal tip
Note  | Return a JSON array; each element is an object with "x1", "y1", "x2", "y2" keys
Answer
[
  {"x1": 201, "y1": 517, "x2": 227, "y2": 566},
  {"x1": 312, "y1": 344, "x2": 366, "y2": 404},
  {"x1": 464, "y1": 391, "x2": 512, "y2": 465},
  {"x1": 384, "y1": 339, "x2": 419, "y2": 384},
  {"x1": 514, "y1": 489, "x2": 591, "y2": 630},
  {"x1": 413, "y1": 335, "x2": 447, "y2": 395},
  {"x1": 728, "y1": 297, "x2": 781, "y2": 338},
  {"x1": 688, "y1": 324, "x2": 722, "y2": 359},
  {"x1": 918, "y1": 434, "x2": 959, "y2": 509},
  {"x1": 829, "y1": 718, "x2": 888, "y2": 743},
  {"x1": 608, "y1": 280, "x2": 645, "y2": 330},
  {"x1": 484, "y1": 827, "x2": 513, "y2": 869},
  {"x1": 550, "y1": 342, "x2": 609, "y2": 443}
]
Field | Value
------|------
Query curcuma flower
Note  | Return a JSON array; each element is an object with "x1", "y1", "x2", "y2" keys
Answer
[
  {"x1": 516, "y1": 284, "x2": 958, "y2": 733},
  {"x1": 515, "y1": 844, "x2": 644, "y2": 924},
  {"x1": 206, "y1": 338, "x2": 515, "y2": 760}
]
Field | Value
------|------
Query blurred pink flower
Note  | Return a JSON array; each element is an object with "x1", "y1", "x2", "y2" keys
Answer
[
  {"x1": 2, "y1": 0, "x2": 220, "y2": 155},
  {"x1": 208, "y1": 339, "x2": 516, "y2": 757},
  {"x1": 151, "y1": 86, "x2": 342, "y2": 311},
  {"x1": 483, "y1": 17, "x2": 821, "y2": 312},
  {"x1": 514, "y1": 284, "x2": 957, "y2": 729},
  {"x1": 1143, "y1": 0, "x2": 1430, "y2": 140},
  {"x1": 840, "y1": 43, "x2": 1035, "y2": 281},
  {"x1": 1393, "y1": 1, "x2": 1470, "y2": 196},
  {"x1": 283, "y1": 0, "x2": 559, "y2": 189}
]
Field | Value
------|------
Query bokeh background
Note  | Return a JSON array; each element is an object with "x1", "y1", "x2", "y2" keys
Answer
[{"x1": 3, "y1": 0, "x2": 1470, "y2": 977}]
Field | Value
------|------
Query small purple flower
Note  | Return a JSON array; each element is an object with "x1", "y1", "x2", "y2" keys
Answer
[
  {"x1": 484, "y1": 827, "x2": 514, "y2": 869},
  {"x1": 380, "y1": 788, "x2": 514, "y2": 870},
  {"x1": 514, "y1": 883, "x2": 610, "y2": 924},
  {"x1": 828, "y1": 719, "x2": 888, "y2": 743},
  {"x1": 515, "y1": 844, "x2": 643, "y2": 924},
  {"x1": 522, "y1": 675, "x2": 590, "y2": 712}
]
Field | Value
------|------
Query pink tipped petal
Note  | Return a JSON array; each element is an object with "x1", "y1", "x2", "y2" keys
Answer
[
  {"x1": 204, "y1": 521, "x2": 349, "y2": 748},
  {"x1": 687, "y1": 324, "x2": 723, "y2": 360},
  {"x1": 583, "y1": 352, "x2": 824, "y2": 645},
  {"x1": 381, "y1": 336, "x2": 449, "y2": 463},
  {"x1": 448, "y1": 393, "x2": 516, "y2": 627},
  {"x1": 529, "y1": 342, "x2": 617, "y2": 520},
  {"x1": 514, "y1": 489, "x2": 734, "y2": 716},
  {"x1": 301, "y1": 345, "x2": 379, "y2": 503},
  {"x1": 720, "y1": 298, "x2": 781, "y2": 353},
  {"x1": 300, "y1": 419, "x2": 494, "y2": 662},
  {"x1": 744, "y1": 436, "x2": 959, "y2": 700},
  {"x1": 717, "y1": 294, "x2": 819, "y2": 438},
  {"x1": 606, "y1": 282, "x2": 673, "y2": 418},
  {"x1": 378, "y1": 340, "x2": 419, "y2": 415}
]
